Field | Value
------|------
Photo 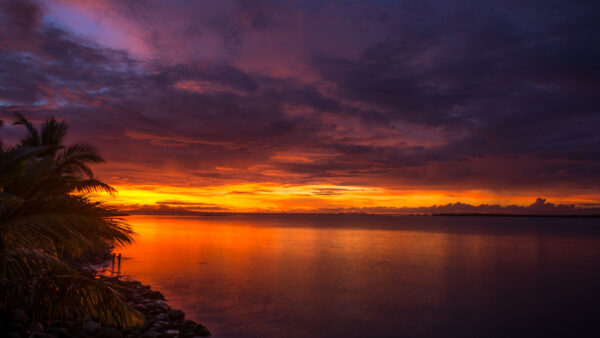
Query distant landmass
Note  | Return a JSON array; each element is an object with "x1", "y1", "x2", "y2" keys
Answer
[{"x1": 432, "y1": 213, "x2": 600, "y2": 218}]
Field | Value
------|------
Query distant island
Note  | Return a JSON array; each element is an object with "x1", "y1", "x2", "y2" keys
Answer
[{"x1": 432, "y1": 213, "x2": 600, "y2": 218}]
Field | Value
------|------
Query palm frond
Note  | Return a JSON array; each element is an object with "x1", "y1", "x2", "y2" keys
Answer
[
  {"x1": 0, "y1": 146, "x2": 47, "y2": 186},
  {"x1": 57, "y1": 143, "x2": 106, "y2": 178},
  {"x1": 13, "y1": 112, "x2": 41, "y2": 147},
  {"x1": 40, "y1": 117, "x2": 68, "y2": 152},
  {"x1": 2, "y1": 155, "x2": 61, "y2": 198},
  {"x1": 2, "y1": 211, "x2": 135, "y2": 256},
  {"x1": 0, "y1": 272, "x2": 143, "y2": 327},
  {"x1": 69, "y1": 178, "x2": 117, "y2": 195},
  {"x1": 3, "y1": 248, "x2": 73, "y2": 280},
  {"x1": 1, "y1": 114, "x2": 142, "y2": 328}
]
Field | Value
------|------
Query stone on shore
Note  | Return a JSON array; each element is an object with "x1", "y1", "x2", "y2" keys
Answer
[
  {"x1": 168, "y1": 309, "x2": 185, "y2": 321},
  {"x1": 29, "y1": 322, "x2": 45, "y2": 333},
  {"x1": 49, "y1": 326, "x2": 71, "y2": 338},
  {"x1": 1, "y1": 256, "x2": 210, "y2": 337},
  {"x1": 94, "y1": 327, "x2": 124, "y2": 338},
  {"x1": 156, "y1": 313, "x2": 169, "y2": 321},
  {"x1": 147, "y1": 290, "x2": 166, "y2": 300},
  {"x1": 85, "y1": 320, "x2": 101, "y2": 334}
]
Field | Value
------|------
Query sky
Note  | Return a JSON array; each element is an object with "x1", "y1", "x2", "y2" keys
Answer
[{"x1": 1, "y1": 0, "x2": 599, "y2": 213}]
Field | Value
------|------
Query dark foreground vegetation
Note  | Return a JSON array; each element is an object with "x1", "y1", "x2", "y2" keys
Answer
[{"x1": 0, "y1": 114, "x2": 209, "y2": 337}]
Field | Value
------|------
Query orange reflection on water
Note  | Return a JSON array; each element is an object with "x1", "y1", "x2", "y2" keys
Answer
[{"x1": 110, "y1": 215, "x2": 600, "y2": 338}]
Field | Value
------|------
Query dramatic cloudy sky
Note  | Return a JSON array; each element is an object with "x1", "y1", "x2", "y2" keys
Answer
[{"x1": 1, "y1": 0, "x2": 599, "y2": 212}]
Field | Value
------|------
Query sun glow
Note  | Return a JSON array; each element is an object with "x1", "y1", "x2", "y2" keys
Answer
[{"x1": 95, "y1": 183, "x2": 598, "y2": 213}]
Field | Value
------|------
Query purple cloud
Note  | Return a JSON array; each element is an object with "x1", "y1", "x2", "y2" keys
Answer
[{"x1": 0, "y1": 0, "x2": 599, "y2": 200}]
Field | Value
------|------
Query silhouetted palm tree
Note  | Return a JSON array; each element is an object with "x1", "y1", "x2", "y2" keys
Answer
[
  {"x1": 12, "y1": 113, "x2": 116, "y2": 196},
  {"x1": 0, "y1": 115, "x2": 142, "y2": 327}
]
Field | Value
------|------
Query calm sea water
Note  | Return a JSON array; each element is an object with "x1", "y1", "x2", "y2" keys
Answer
[{"x1": 111, "y1": 215, "x2": 600, "y2": 337}]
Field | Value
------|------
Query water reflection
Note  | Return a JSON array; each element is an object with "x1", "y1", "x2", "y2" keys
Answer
[{"x1": 115, "y1": 215, "x2": 600, "y2": 337}]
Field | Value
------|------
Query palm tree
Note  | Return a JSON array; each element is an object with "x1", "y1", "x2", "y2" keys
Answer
[
  {"x1": 13, "y1": 112, "x2": 116, "y2": 195},
  {"x1": 0, "y1": 115, "x2": 142, "y2": 327}
]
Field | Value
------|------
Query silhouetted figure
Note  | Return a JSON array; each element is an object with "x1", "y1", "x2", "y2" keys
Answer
[{"x1": 111, "y1": 253, "x2": 116, "y2": 276}]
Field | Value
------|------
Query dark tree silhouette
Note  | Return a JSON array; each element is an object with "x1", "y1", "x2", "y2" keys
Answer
[{"x1": 0, "y1": 114, "x2": 142, "y2": 327}]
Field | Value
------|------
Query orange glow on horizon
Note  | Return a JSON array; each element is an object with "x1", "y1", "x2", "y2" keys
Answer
[{"x1": 94, "y1": 183, "x2": 600, "y2": 213}]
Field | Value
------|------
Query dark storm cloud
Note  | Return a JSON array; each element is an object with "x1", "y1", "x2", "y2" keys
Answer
[
  {"x1": 0, "y1": 0, "x2": 42, "y2": 39},
  {"x1": 0, "y1": 17, "x2": 326, "y2": 183},
  {"x1": 314, "y1": 0, "x2": 600, "y2": 164},
  {"x1": 1, "y1": 0, "x2": 599, "y2": 194}
]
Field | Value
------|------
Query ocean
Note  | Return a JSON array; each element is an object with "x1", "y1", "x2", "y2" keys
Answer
[{"x1": 109, "y1": 214, "x2": 600, "y2": 337}]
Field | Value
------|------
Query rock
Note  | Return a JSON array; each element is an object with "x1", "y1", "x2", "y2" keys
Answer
[
  {"x1": 94, "y1": 327, "x2": 123, "y2": 338},
  {"x1": 141, "y1": 331, "x2": 160, "y2": 338},
  {"x1": 182, "y1": 320, "x2": 198, "y2": 327},
  {"x1": 85, "y1": 320, "x2": 101, "y2": 334},
  {"x1": 179, "y1": 322, "x2": 198, "y2": 336},
  {"x1": 151, "y1": 301, "x2": 169, "y2": 311},
  {"x1": 149, "y1": 322, "x2": 162, "y2": 331},
  {"x1": 158, "y1": 333, "x2": 178, "y2": 338},
  {"x1": 123, "y1": 293, "x2": 136, "y2": 302},
  {"x1": 141, "y1": 319, "x2": 155, "y2": 333},
  {"x1": 167, "y1": 309, "x2": 185, "y2": 321},
  {"x1": 160, "y1": 320, "x2": 175, "y2": 329},
  {"x1": 179, "y1": 333, "x2": 197, "y2": 338},
  {"x1": 128, "y1": 324, "x2": 143, "y2": 335},
  {"x1": 146, "y1": 290, "x2": 165, "y2": 300},
  {"x1": 49, "y1": 327, "x2": 71, "y2": 338},
  {"x1": 165, "y1": 329, "x2": 179, "y2": 336},
  {"x1": 181, "y1": 327, "x2": 208, "y2": 337},
  {"x1": 67, "y1": 325, "x2": 86, "y2": 337},
  {"x1": 155, "y1": 313, "x2": 168, "y2": 321},
  {"x1": 152, "y1": 320, "x2": 172, "y2": 330},
  {"x1": 149, "y1": 309, "x2": 164, "y2": 316},
  {"x1": 133, "y1": 304, "x2": 147, "y2": 312},
  {"x1": 30, "y1": 333, "x2": 54, "y2": 338},
  {"x1": 120, "y1": 328, "x2": 134, "y2": 335},
  {"x1": 66, "y1": 321, "x2": 84, "y2": 336},
  {"x1": 29, "y1": 322, "x2": 45, "y2": 332},
  {"x1": 193, "y1": 325, "x2": 210, "y2": 337}
]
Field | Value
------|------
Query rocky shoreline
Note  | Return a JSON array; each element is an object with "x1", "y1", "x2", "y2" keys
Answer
[
  {"x1": 1, "y1": 250, "x2": 211, "y2": 338},
  {"x1": 96, "y1": 276, "x2": 211, "y2": 338}
]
